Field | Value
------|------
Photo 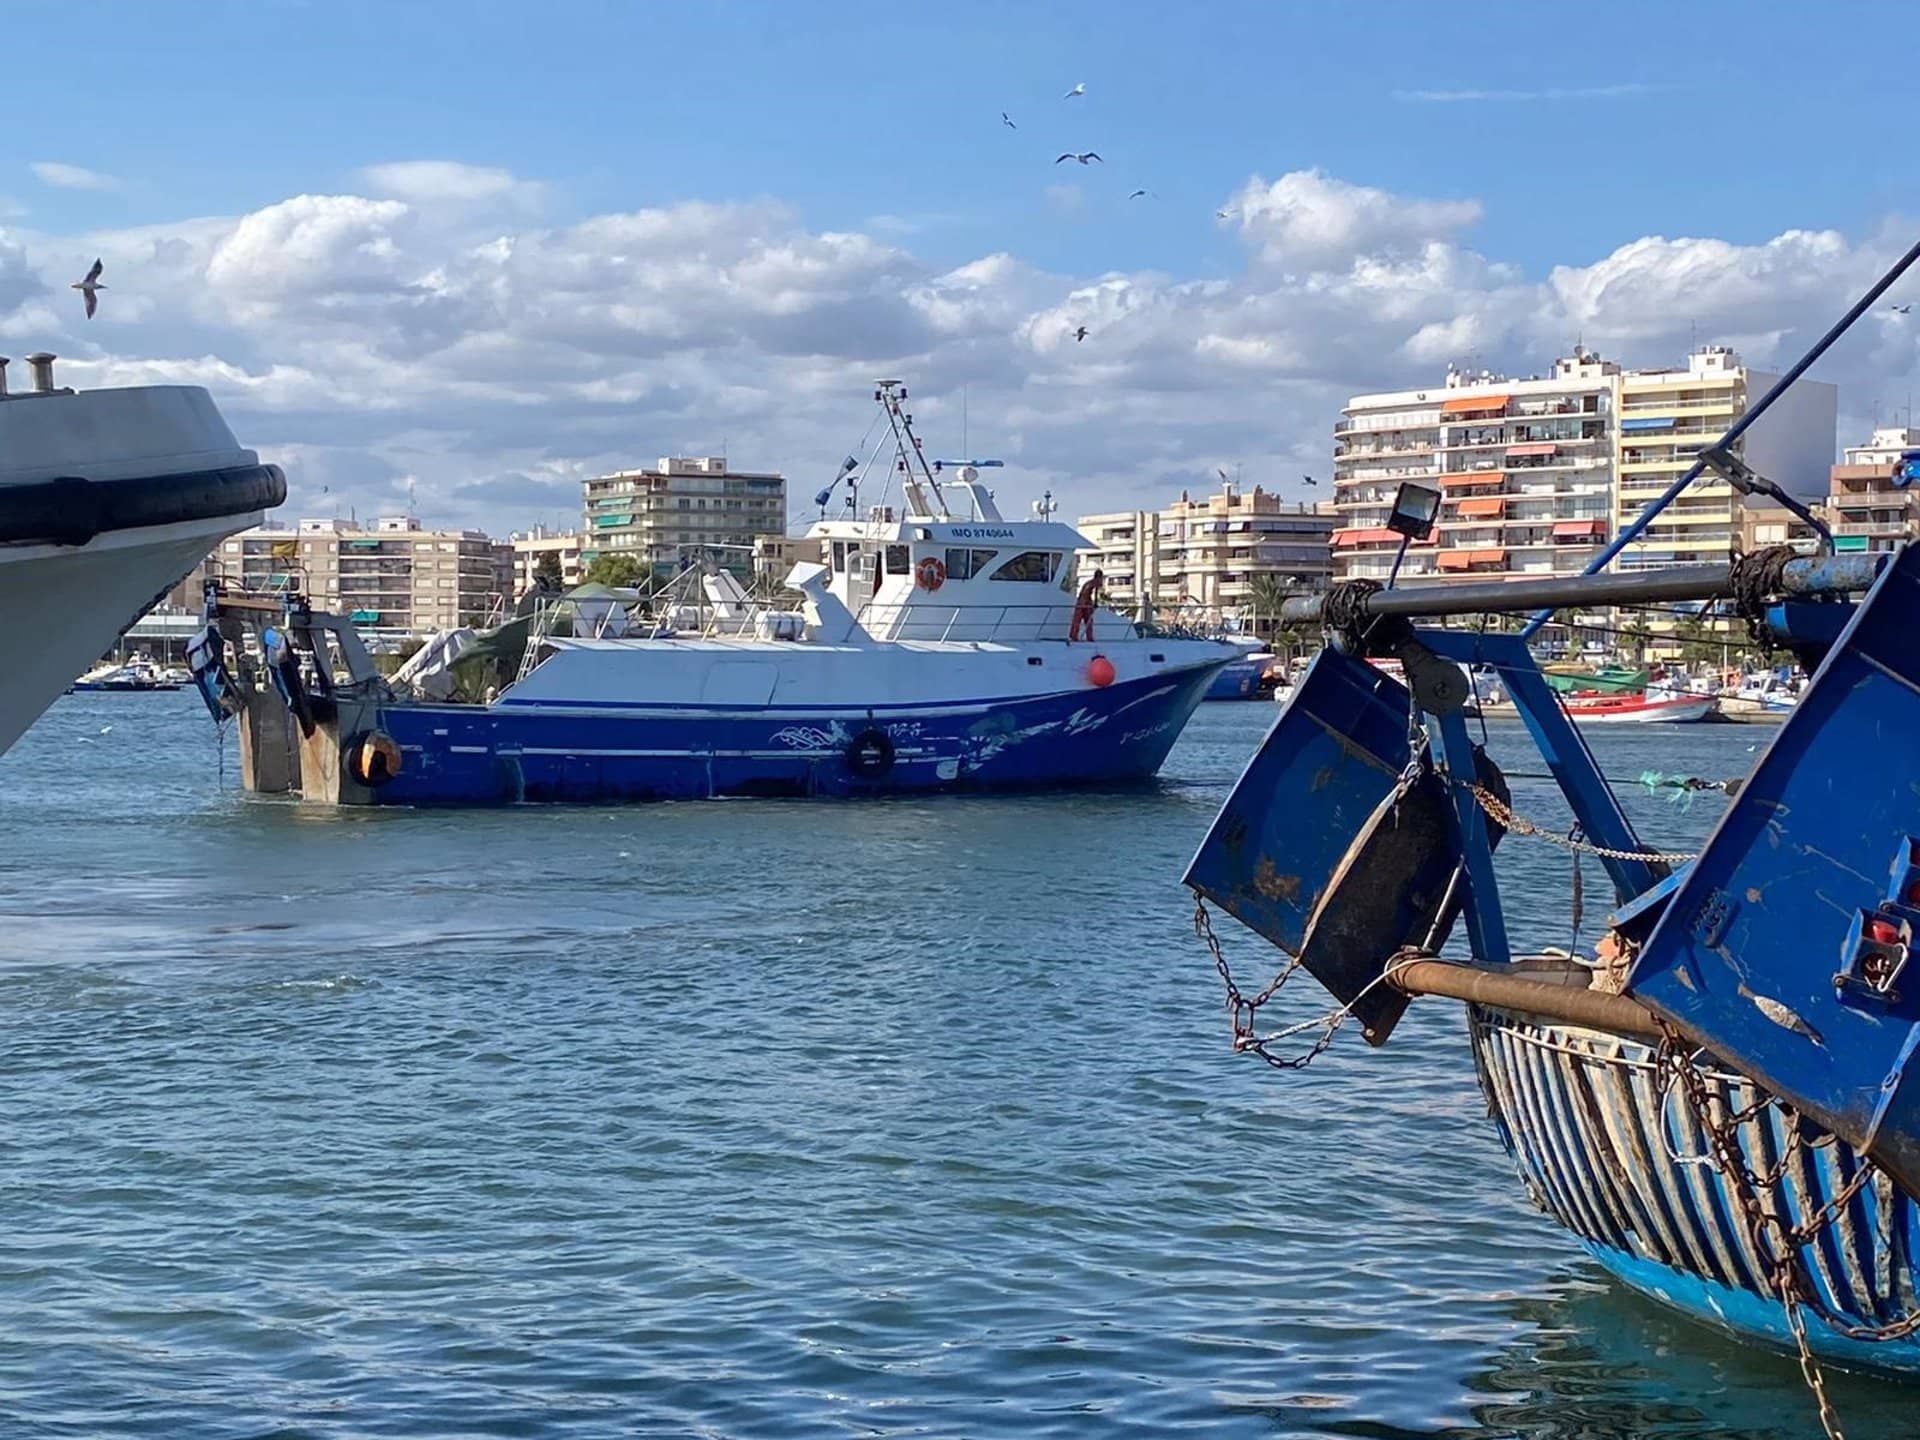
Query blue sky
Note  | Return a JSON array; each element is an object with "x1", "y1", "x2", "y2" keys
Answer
[
  {"x1": 10, "y1": 1, "x2": 1911, "y2": 274},
  {"x1": 2, "y1": 1, "x2": 1917, "y2": 531}
]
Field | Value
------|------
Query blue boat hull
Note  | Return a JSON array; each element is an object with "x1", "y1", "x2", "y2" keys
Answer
[
  {"x1": 1471, "y1": 1002, "x2": 1920, "y2": 1376},
  {"x1": 366, "y1": 664, "x2": 1217, "y2": 805},
  {"x1": 1203, "y1": 660, "x2": 1263, "y2": 700}
]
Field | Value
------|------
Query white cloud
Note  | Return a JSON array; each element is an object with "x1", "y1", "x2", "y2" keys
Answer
[
  {"x1": 1229, "y1": 169, "x2": 1482, "y2": 269},
  {"x1": 0, "y1": 161, "x2": 1909, "y2": 537},
  {"x1": 29, "y1": 162, "x2": 123, "y2": 192},
  {"x1": 361, "y1": 161, "x2": 535, "y2": 207},
  {"x1": 1394, "y1": 83, "x2": 1658, "y2": 104}
]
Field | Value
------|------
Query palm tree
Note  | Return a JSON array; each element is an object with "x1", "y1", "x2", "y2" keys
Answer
[{"x1": 1246, "y1": 573, "x2": 1300, "y2": 640}]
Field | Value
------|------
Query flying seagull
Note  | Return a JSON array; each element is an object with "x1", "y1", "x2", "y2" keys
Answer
[
  {"x1": 1302, "y1": 474, "x2": 1318, "y2": 487},
  {"x1": 1127, "y1": 188, "x2": 1150, "y2": 199},
  {"x1": 72, "y1": 258, "x2": 105, "y2": 320},
  {"x1": 1074, "y1": 326, "x2": 1089, "y2": 342},
  {"x1": 1001, "y1": 111, "x2": 1016, "y2": 129},
  {"x1": 1063, "y1": 82, "x2": 1086, "y2": 99},
  {"x1": 1893, "y1": 303, "x2": 1913, "y2": 314},
  {"x1": 1055, "y1": 151, "x2": 1102, "y2": 165}
]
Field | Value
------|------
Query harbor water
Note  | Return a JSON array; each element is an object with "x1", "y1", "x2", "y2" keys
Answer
[{"x1": 1, "y1": 694, "x2": 1914, "y2": 1438}]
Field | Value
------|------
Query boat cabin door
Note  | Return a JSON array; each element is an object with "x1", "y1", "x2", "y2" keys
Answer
[{"x1": 851, "y1": 548, "x2": 879, "y2": 613}]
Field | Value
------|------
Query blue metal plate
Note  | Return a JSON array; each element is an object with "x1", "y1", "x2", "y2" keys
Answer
[
  {"x1": 1184, "y1": 647, "x2": 1459, "y2": 1042},
  {"x1": 1627, "y1": 542, "x2": 1920, "y2": 1195}
]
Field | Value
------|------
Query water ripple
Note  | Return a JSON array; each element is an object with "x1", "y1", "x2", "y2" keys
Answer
[{"x1": 0, "y1": 693, "x2": 1913, "y2": 1436}]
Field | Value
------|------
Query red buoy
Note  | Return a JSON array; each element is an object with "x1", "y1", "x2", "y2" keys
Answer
[{"x1": 1087, "y1": 654, "x2": 1116, "y2": 687}]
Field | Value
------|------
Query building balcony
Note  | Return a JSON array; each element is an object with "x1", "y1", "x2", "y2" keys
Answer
[
  {"x1": 1831, "y1": 520, "x2": 1913, "y2": 536},
  {"x1": 1618, "y1": 397, "x2": 1740, "y2": 418}
]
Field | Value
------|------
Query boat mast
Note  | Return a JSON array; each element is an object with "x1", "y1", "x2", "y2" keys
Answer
[{"x1": 876, "y1": 380, "x2": 949, "y2": 520}]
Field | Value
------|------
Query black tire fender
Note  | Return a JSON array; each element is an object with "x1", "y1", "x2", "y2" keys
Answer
[{"x1": 845, "y1": 727, "x2": 896, "y2": 779}]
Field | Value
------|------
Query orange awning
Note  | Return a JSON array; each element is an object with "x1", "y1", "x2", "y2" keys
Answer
[
  {"x1": 1440, "y1": 393, "x2": 1509, "y2": 415},
  {"x1": 1332, "y1": 527, "x2": 1399, "y2": 547},
  {"x1": 1439, "y1": 471, "x2": 1505, "y2": 488},
  {"x1": 1468, "y1": 548, "x2": 1507, "y2": 565},
  {"x1": 1505, "y1": 442, "x2": 1557, "y2": 458},
  {"x1": 1454, "y1": 495, "x2": 1506, "y2": 518},
  {"x1": 1551, "y1": 519, "x2": 1606, "y2": 538},
  {"x1": 1436, "y1": 551, "x2": 1473, "y2": 571}
]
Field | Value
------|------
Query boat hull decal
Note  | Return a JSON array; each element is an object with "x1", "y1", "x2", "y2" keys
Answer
[{"x1": 358, "y1": 664, "x2": 1215, "y2": 805}]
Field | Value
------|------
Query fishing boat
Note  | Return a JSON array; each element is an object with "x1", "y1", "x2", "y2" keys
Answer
[
  {"x1": 0, "y1": 352, "x2": 282, "y2": 756},
  {"x1": 1559, "y1": 690, "x2": 1717, "y2": 724},
  {"x1": 1203, "y1": 642, "x2": 1275, "y2": 700},
  {"x1": 1544, "y1": 663, "x2": 1648, "y2": 695},
  {"x1": 192, "y1": 383, "x2": 1237, "y2": 805},
  {"x1": 71, "y1": 658, "x2": 183, "y2": 692},
  {"x1": 1184, "y1": 239, "x2": 1920, "y2": 1434}
]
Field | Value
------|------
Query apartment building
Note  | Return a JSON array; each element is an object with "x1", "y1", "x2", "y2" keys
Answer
[
  {"x1": 1332, "y1": 346, "x2": 1838, "y2": 585},
  {"x1": 1333, "y1": 348, "x2": 1621, "y2": 584},
  {"x1": 1824, "y1": 425, "x2": 1920, "y2": 554},
  {"x1": 212, "y1": 516, "x2": 504, "y2": 632},
  {"x1": 509, "y1": 527, "x2": 589, "y2": 593},
  {"x1": 1077, "y1": 485, "x2": 1334, "y2": 617},
  {"x1": 1613, "y1": 346, "x2": 1836, "y2": 571},
  {"x1": 582, "y1": 457, "x2": 786, "y2": 580},
  {"x1": 1075, "y1": 510, "x2": 1160, "y2": 612}
]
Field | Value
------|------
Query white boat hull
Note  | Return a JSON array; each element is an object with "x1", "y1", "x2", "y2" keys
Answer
[{"x1": 0, "y1": 515, "x2": 257, "y2": 756}]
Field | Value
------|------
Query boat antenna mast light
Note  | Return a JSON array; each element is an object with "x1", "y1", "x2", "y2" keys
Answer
[
  {"x1": 1384, "y1": 480, "x2": 1442, "y2": 589},
  {"x1": 876, "y1": 380, "x2": 949, "y2": 520},
  {"x1": 1031, "y1": 488, "x2": 1058, "y2": 522}
]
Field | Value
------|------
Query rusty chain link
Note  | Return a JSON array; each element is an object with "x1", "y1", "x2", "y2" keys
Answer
[
  {"x1": 1654, "y1": 1022, "x2": 1920, "y2": 1440},
  {"x1": 1467, "y1": 782, "x2": 1700, "y2": 865}
]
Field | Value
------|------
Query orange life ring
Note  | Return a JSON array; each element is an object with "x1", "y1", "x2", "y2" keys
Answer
[{"x1": 914, "y1": 556, "x2": 947, "y2": 592}]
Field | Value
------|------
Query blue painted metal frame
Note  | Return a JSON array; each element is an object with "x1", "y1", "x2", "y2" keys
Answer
[
  {"x1": 1421, "y1": 630, "x2": 1659, "y2": 903},
  {"x1": 1625, "y1": 542, "x2": 1920, "y2": 1196},
  {"x1": 1425, "y1": 704, "x2": 1510, "y2": 964}
]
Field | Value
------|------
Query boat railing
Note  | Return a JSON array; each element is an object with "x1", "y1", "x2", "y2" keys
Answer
[{"x1": 853, "y1": 602, "x2": 1094, "y2": 644}]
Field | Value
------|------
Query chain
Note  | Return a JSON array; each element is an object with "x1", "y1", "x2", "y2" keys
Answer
[
  {"x1": 1195, "y1": 892, "x2": 1389, "y2": 1070},
  {"x1": 1654, "y1": 1024, "x2": 1920, "y2": 1440},
  {"x1": 1466, "y1": 783, "x2": 1699, "y2": 865}
]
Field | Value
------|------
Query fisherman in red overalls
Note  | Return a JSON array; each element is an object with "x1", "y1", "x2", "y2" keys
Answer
[{"x1": 1069, "y1": 567, "x2": 1104, "y2": 642}]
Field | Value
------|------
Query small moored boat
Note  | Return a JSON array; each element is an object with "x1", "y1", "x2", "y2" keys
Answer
[{"x1": 1560, "y1": 690, "x2": 1716, "y2": 724}]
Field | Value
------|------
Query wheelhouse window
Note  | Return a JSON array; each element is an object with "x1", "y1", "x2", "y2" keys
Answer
[
  {"x1": 989, "y1": 550, "x2": 1059, "y2": 582},
  {"x1": 943, "y1": 547, "x2": 999, "y2": 580},
  {"x1": 884, "y1": 545, "x2": 911, "y2": 575}
]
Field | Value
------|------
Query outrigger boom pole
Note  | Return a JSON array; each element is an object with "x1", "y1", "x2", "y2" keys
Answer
[{"x1": 1278, "y1": 551, "x2": 1883, "y2": 625}]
